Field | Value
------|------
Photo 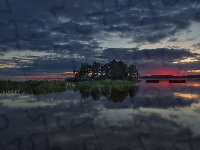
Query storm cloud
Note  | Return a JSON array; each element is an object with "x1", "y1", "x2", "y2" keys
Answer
[{"x1": 0, "y1": 0, "x2": 200, "y2": 76}]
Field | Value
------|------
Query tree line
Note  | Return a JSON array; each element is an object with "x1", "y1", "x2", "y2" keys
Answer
[{"x1": 74, "y1": 59, "x2": 140, "y2": 81}]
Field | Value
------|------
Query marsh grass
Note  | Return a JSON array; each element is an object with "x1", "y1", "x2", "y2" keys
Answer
[
  {"x1": 67, "y1": 79, "x2": 136, "y2": 86},
  {"x1": 0, "y1": 80, "x2": 66, "y2": 95},
  {"x1": 66, "y1": 79, "x2": 136, "y2": 92}
]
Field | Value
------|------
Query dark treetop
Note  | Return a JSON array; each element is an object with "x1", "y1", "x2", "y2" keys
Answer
[{"x1": 73, "y1": 59, "x2": 140, "y2": 81}]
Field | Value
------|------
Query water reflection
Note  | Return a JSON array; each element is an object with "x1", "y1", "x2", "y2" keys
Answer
[
  {"x1": 0, "y1": 81, "x2": 139, "y2": 102},
  {"x1": 68, "y1": 86, "x2": 139, "y2": 102},
  {"x1": 0, "y1": 79, "x2": 200, "y2": 149}
]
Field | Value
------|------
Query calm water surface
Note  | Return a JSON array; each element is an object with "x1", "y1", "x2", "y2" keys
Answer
[{"x1": 0, "y1": 79, "x2": 200, "y2": 149}]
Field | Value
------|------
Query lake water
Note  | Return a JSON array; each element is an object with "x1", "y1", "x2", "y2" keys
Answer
[{"x1": 0, "y1": 79, "x2": 200, "y2": 149}]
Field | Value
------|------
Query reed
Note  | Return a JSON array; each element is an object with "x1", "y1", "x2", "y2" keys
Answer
[
  {"x1": 66, "y1": 79, "x2": 136, "y2": 92},
  {"x1": 0, "y1": 79, "x2": 66, "y2": 95}
]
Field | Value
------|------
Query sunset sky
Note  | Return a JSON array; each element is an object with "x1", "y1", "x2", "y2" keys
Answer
[{"x1": 0, "y1": 0, "x2": 200, "y2": 78}]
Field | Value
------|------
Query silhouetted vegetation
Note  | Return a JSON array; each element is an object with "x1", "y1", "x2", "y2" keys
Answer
[
  {"x1": 74, "y1": 59, "x2": 140, "y2": 81},
  {"x1": 0, "y1": 80, "x2": 66, "y2": 95},
  {"x1": 0, "y1": 79, "x2": 139, "y2": 102},
  {"x1": 66, "y1": 80, "x2": 136, "y2": 88}
]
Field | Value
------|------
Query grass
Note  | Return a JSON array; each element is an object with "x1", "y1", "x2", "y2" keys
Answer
[
  {"x1": 0, "y1": 79, "x2": 137, "y2": 94},
  {"x1": 0, "y1": 79, "x2": 66, "y2": 95},
  {"x1": 66, "y1": 79, "x2": 136, "y2": 90}
]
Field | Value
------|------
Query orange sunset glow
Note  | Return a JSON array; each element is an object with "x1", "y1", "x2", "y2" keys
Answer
[
  {"x1": 63, "y1": 72, "x2": 74, "y2": 75},
  {"x1": 174, "y1": 92, "x2": 199, "y2": 99},
  {"x1": 187, "y1": 70, "x2": 200, "y2": 73}
]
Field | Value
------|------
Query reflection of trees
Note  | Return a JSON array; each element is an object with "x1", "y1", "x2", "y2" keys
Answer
[
  {"x1": 91, "y1": 87, "x2": 101, "y2": 100},
  {"x1": 79, "y1": 87, "x2": 90, "y2": 99},
  {"x1": 71, "y1": 86, "x2": 139, "y2": 102},
  {"x1": 109, "y1": 89, "x2": 129, "y2": 102}
]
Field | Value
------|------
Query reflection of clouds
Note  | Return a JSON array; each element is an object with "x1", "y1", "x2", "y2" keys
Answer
[
  {"x1": 174, "y1": 92, "x2": 199, "y2": 100},
  {"x1": 1, "y1": 103, "x2": 200, "y2": 150},
  {"x1": 132, "y1": 80, "x2": 200, "y2": 109},
  {"x1": 187, "y1": 70, "x2": 200, "y2": 73},
  {"x1": 193, "y1": 107, "x2": 200, "y2": 113},
  {"x1": 0, "y1": 99, "x2": 58, "y2": 108},
  {"x1": 0, "y1": 91, "x2": 200, "y2": 149},
  {"x1": 186, "y1": 83, "x2": 200, "y2": 87},
  {"x1": 131, "y1": 91, "x2": 197, "y2": 109},
  {"x1": 0, "y1": 83, "x2": 199, "y2": 110},
  {"x1": 169, "y1": 114, "x2": 179, "y2": 119},
  {"x1": 0, "y1": 79, "x2": 200, "y2": 149},
  {"x1": 0, "y1": 91, "x2": 81, "y2": 108}
]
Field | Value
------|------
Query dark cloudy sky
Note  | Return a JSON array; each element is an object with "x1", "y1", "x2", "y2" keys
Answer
[{"x1": 1, "y1": 0, "x2": 200, "y2": 78}]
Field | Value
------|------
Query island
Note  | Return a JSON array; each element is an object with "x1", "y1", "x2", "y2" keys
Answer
[{"x1": 66, "y1": 59, "x2": 141, "y2": 87}]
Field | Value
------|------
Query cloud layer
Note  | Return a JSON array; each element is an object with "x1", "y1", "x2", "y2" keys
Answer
[{"x1": 0, "y1": 0, "x2": 200, "y2": 76}]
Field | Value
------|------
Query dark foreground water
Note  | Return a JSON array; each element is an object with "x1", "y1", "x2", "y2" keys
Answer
[{"x1": 1, "y1": 79, "x2": 200, "y2": 150}]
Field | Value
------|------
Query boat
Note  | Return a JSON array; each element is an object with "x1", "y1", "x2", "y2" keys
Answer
[{"x1": 169, "y1": 80, "x2": 186, "y2": 83}]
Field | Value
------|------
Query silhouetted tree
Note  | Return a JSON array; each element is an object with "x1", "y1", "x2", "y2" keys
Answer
[
  {"x1": 90, "y1": 61, "x2": 101, "y2": 80},
  {"x1": 76, "y1": 63, "x2": 90, "y2": 80},
  {"x1": 75, "y1": 59, "x2": 140, "y2": 81}
]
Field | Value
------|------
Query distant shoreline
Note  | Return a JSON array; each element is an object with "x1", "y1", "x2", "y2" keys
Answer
[
  {"x1": 140, "y1": 75, "x2": 200, "y2": 79},
  {"x1": 1, "y1": 75, "x2": 200, "y2": 81}
]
